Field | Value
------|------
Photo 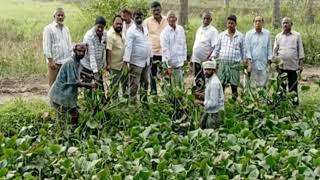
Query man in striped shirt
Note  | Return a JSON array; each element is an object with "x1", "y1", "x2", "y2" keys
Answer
[
  {"x1": 43, "y1": 7, "x2": 72, "y2": 87},
  {"x1": 213, "y1": 15, "x2": 245, "y2": 100}
]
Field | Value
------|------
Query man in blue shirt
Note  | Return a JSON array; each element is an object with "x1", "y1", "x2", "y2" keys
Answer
[
  {"x1": 49, "y1": 43, "x2": 96, "y2": 126},
  {"x1": 245, "y1": 15, "x2": 272, "y2": 87}
]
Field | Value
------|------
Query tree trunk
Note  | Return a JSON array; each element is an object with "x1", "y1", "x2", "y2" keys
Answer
[
  {"x1": 179, "y1": 0, "x2": 188, "y2": 27},
  {"x1": 306, "y1": 0, "x2": 315, "y2": 24},
  {"x1": 272, "y1": 0, "x2": 281, "y2": 28},
  {"x1": 224, "y1": 0, "x2": 230, "y2": 7}
]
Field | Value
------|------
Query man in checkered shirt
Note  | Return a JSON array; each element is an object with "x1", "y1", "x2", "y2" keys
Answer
[{"x1": 212, "y1": 15, "x2": 245, "y2": 100}]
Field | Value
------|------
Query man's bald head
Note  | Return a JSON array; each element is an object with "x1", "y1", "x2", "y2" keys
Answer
[
  {"x1": 282, "y1": 17, "x2": 293, "y2": 33},
  {"x1": 202, "y1": 11, "x2": 212, "y2": 27}
]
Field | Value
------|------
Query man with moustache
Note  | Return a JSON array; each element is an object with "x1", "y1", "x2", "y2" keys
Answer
[
  {"x1": 191, "y1": 11, "x2": 219, "y2": 91},
  {"x1": 81, "y1": 16, "x2": 107, "y2": 81},
  {"x1": 145, "y1": 1, "x2": 168, "y2": 95},
  {"x1": 195, "y1": 60, "x2": 224, "y2": 129},
  {"x1": 43, "y1": 7, "x2": 72, "y2": 87},
  {"x1": 106, "y1": 15, "x2": 126, "y2": 99},
  {"x1": 213, "y1": 15, "x2": 245, "y2": 100},
  {"x1": 123, "y1": 10, "x2": 153, "y2": 103},
  {"x1": 160, "y1": 10, "x2": 187, "y2": 88},
  {"x1": 245, "y1": 15, "x2": 272, "y2": 88},
  {"x1": 49, "y1": 43, "x2": 96, "y2": 126},
  {"x1": 274, "y1": 17, "x2": 305, "y2": 105}
]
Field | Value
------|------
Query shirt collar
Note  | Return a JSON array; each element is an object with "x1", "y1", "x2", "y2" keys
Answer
[
  {"x1": 224, "y1": 30, "x2": 240, "y2": 37},
  {"x1": 53, "y1": 21, "x2": 63, "y2": 27},
  {"x1": 254, "y1": 28, "x2": 264, "y2": 34},
  {"x1": 282, "y1": 31, "x2": 292, "y2": 35},
  {"x1": 202, "y1": 24, "x2": 211, "y2": 30}
]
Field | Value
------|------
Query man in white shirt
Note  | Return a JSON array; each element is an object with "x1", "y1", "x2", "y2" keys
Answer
[
  {"x1": 81, "y1": 16, "x2": 107, "y2": 81},
  {"x1": 191, "y1": 12, "x2": 219, "y2": 91},
  {"x1": 123, "y1": 10, "x2": 153, "y2": 103},
  {"x1": 43, "y1": 7, "x2": 72, "y2": 87},
  {"x1": 121, "y1": 8, "x2": 134, "y2": 40},
  {"x1": 160, "y1": 10, "x2": 187, "y2": 88},
  {"x1": 195, "y1": 60, "x2": 224, "y2": 129}
]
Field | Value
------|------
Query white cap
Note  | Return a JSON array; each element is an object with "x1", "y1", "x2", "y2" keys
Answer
[{"x1": 202, "y1": 60, "x2": 217, "y2": 69}]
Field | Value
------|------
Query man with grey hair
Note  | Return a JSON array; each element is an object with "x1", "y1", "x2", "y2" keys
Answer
[
  {"x1": 191, "y1": 11, "x2": 219, "y2": 91},
  {"x1": 160, "y1": 10, "x2": 187, "y2": 88},
  {"x1": 245, "y1": 15, "x2": 272, "y2": 88},
  {"x1": 43, "y1": 7, "x2": 72, "y2": 87},
  {"x1": 274, "y1": 17, "x2": 304, "y2": 105}
]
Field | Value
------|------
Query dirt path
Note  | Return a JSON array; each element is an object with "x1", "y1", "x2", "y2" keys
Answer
[
  {"x1": 0, "y1": 75, "x2": 49, "y2": 105},
  {"x1": 0, "y1": 66, "x2": 319, "y2": 105}
]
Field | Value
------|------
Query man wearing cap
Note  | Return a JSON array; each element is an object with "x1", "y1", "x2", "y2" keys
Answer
[
  {"x1": 49, "y1": 43, "x2": 96, "y2": 126},
  {"x1": 274, "y1": 17, "x2": 304, "y2": 105},
  {"x1": 145, "y1": 1, "x2": 168, "y2": 95},
  {"x1": 212, "y1": 14, "x2": 245, "y2": 100},
  {"x1": 123, "y1": 10, "x2": 153, "y2": 102},
  {"x1": 245, "y1": 15, "x2": 272, "y2": 88},
  {"x1": 160, "y1": 10, "x2": 187, "y2": 88},
  {"x1": 81, "y1": 16, "x2": 107, "y2": 81},
  {"x1": 43, "y1": 7, "x2": 72, "y2": 87},
  {"x1": 195, "y1": 60, "x2": 224, "y2": 129},
  {"x1": 191, "y1": 11, "x2": 219, "y2": 92}
]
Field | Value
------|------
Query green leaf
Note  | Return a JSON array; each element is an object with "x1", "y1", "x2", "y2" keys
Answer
[
  {"x1": 172, "y1": 164, "x2": 185, "y2": 174},
  {"x1": 248, "y1": 169, "x2": 259, "y2": 179},
  {"x1": 96, "y1": 169, "x2": 110, "y2": 180},
  {"x1": 86, "y1": 120, "x2": 98, "y2": 129},
  {"x1": 216, "y1": 175, "x2": 229, "y2": 180},
  {"x1": 49, "y1": 144, "x2": 61, "y2": 155},
  {"x1": 0, "y1": 168, "x2": 8, "y2": 177},
  {"x1": 140, "y1": 126, "x2": 151, "y2": 140}
]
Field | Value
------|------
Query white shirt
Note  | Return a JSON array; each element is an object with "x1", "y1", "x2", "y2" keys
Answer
[
  {"x1": 123, "y1": 23, "x2": 152, "y2": 68},
  {"x1": 160, "y1": 25, "x2": 187, "y2": 68},
  {"x1": 122, "y1": 20, "x2": 134, "y2": 41},
  {"x1": 204, "y1": 74, "x2": 224, "y2": 113},
  {"x1": 192, "y1": 25, "x2": 218, "y2": 63},
  {"x1": 81, "y1": 27, "x2": 107, "y2": 73},
  {"x1": 43, "y1": 21, "x2": 72, "y2": 64}
]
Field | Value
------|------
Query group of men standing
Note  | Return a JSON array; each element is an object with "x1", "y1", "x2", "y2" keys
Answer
[{"x1": 43, "y1": 2, "x2": 304, "y2": 127}]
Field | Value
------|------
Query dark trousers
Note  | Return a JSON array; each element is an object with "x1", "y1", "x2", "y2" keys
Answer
[
  {"x1": 193, "y1": 62, "x2": 205, "y2": 91},
  {"x1": 222, "y1": 84, "x2": 238, "y2": 101},
  {"x1": 279, "y1": 69, "x2": 299, "y2": 105},
  {"x1": 150, "y1": 55, "x2": 163, "y2": 95},
  {"x1": 51, "y1": 101, "x2": 79, "y2": 126}
]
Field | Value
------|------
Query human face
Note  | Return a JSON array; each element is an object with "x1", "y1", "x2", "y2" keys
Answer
[
  {"x1": 282, "y1": 18, "x2": 292, "y2": 33},
  {"x1": 202, "y1": 14, "x2": 212, "y2": 27},
  {"x1": 227, "y1": 19, "x2": 236, "y2": 32},
  {"x1": 54, "y1": 11, "x2": 65, "y2": 25},
  {"x1": 95, "y1": 24, "x2": 105, "y2": 37},
  {"x1": 152, "y1": 6, "x2": 161, "y2": 19},
  {"x1": 113, "y1": 17, "x2": 123, "y2": 33},
  {"x1": 134, "y1": 14, "x2": 144, "y2": 25},
  {"x1": 168, "y1": 15, "x2": 177, "y2": 28},
  {"x1": 74, "y1": 45, "x2": 86, "y2": 61},
  {"x1": 204, "y1": 68, "x2": 214, "y2": 78},
  {"x1": 121, "y1": 12, "x2": 131, "y2": 24},
  {"x1": 254, "y1": 16, "x2": 263, "y2": 32}
]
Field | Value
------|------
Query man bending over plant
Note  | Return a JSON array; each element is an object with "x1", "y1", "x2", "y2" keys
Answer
[
  {"x1": 195, "y1": 60, "x2": 224, "y2": 129},
  {"x1": 49, "y1": 43, "x2": 96, "y2": 126}
]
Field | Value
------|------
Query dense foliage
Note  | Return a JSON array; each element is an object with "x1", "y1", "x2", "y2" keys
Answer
[{"x1": 1, "y1": 76, "x2": 320, "y2": 179}]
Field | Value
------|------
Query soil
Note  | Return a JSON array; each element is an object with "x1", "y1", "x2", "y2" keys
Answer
[{"x1": 0, "y1": 66, "x2": 319, "y2": 105}]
